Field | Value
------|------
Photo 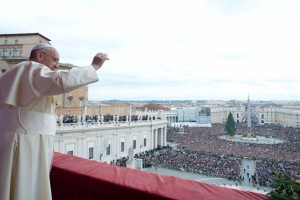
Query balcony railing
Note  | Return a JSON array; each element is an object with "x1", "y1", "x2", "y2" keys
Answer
[
  {"x1": 57, "y1": 118, "x2": 167, "y2": 131},
  {"x1": 50, "y1": 152, "x2": 269, "y2": 200}
]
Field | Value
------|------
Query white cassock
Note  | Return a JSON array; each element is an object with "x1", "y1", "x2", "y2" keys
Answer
[{"x1": 0, "y1": 61, "x2": 99, "y2": 200}]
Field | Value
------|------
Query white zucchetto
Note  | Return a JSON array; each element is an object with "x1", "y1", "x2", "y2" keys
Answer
[{"x1": 32, "y1": 43, "x2": 53, "y2": 51}]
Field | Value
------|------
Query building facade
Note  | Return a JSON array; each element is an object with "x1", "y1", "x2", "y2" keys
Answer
[
  {"x1": 156, "y1": 102, "x2": 248, "y2": 126},
  {"x1": 256, "y1": 105, "x2": 300, "y2": 128},
  {"x1": 86, "y1": 103, "x2": 136, "y2": 116},
  {"x1": 54, "y1": 120, "x2": 168, "y2": 164},
  {"x1": 210, "y1": 105, "x2": 245, "y2": 124},
  {"x1": 177, "y1": 107, "x2": 212, "y2": 124},
  {"x1": 55, "y1": 85, "x2": 89, "y2": 117},
  {"x1": 0, "y1": 33, "x2": 51, "y2": 75}
]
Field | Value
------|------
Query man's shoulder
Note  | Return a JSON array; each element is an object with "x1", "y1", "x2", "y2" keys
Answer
[
  {"x1": 14, "y1": 60, "x2": 31, "y2": 67},
  {"x1": 14, "y1": 61, "x2": 47, "y2": 71},
  {"x1": 12, "y1": 61, "x2": 32, "y2": 71},
  {"x1": 2, "y1": 61, "x2": 46, "y2": 79}
]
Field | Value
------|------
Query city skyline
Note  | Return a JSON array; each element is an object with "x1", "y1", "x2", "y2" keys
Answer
[{"x1": 1, "y1": 0, "x2": 300, "y2": 101}]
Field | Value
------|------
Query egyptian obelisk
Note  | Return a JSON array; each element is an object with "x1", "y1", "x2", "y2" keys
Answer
[
  {"x1": 245, "y1": 94, "x2": 256, "y2": 138},
  {"x1": 247, "y1": 94, "x2": 251, "y2": 131}
]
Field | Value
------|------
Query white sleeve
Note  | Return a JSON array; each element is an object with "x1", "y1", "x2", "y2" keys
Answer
[
  {"x1": 35, "y1": 64, "x2": 99, "y2": 95},
  {"x1": 0, "y1": 61, "x2": 99, "y2": 108}
]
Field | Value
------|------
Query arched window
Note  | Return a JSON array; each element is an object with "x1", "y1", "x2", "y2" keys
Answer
[
  {"x1": 13, "y1": 48, "x2": 19, "y2": 57},
  {"x1": 3, "y1": 48, "x2": 8, "y2": 57},
  {"x1": 67, "y1": 96, "x2": 73, "y2": 106},
  {"x1": 79, "y1": 96, "x2": 84, "y2": 106}
]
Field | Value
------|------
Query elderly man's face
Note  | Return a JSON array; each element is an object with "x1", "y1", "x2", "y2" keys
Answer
[{"x1": 38, "y1": 48, "x2": 60, "y2": 71}]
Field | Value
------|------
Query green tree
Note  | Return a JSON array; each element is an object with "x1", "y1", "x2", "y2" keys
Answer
[
  {"x1": 268, "y1": 172, "x2": 300, "y2": 200},
  {"x1": 225, "y1": 112, "x2": 236, "y2": 137}
]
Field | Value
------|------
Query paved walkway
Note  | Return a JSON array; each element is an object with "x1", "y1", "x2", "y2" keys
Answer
[
  {"x1": 241, "y1": 159, "x2": 256, "y2": 188},
  {"x1": 143, "y1": 164, "x2": 273, "y2": 195}
]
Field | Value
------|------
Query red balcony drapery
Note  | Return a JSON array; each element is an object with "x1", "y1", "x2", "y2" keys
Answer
[{"x1": 50, "y1": 152, "x2": 269, "y2": 200}]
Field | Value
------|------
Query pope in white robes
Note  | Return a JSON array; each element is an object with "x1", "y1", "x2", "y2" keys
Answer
[{"x1": 0, "y1": 43, "x2": 109, "y2": 200}]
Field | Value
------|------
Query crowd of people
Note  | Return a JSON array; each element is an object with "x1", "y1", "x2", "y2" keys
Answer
[
  {"x1": 168, "y1": 124, "x2": 300, "y2": 162},
  {"x1": 110, "y1": 157, "x2": 128, "y2": 167},
  {"x1": 60, "y1": 114, "x2": 157, "y2": 124},
  {"x1": 135, "y1": 146, "x2": 241, "y2": 180},
  {"x1": 135, "y1": 123, "x2": 299, "y2": 187}
]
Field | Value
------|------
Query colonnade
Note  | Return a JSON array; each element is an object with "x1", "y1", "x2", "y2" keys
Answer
[{"x1": 54, "y1": 120, "x2": 167, "y2": 164}]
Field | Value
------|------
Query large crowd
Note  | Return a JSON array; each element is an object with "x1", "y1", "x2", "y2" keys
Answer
[
  {"x1": 59, "y1": 114, "x2": 156, "y2": 124},
  {"x1": 135, "y1": 123, "x2": 300, "y2": 187},
  {"x1": 136, "y1": 146, "x2": 241, "y2": 180}
]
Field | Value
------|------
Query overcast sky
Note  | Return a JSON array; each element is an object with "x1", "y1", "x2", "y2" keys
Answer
[{"x1": 1, "y1": 0, "x2": 300, "y2": 101}]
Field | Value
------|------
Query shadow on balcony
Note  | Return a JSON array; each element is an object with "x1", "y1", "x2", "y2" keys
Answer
[{"x1": 50, "y1": 152, "x2": 269, "y2": 200}]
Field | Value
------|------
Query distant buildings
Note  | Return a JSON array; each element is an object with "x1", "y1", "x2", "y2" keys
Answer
[
  {"x1": 256, "y1": 105, "x2": 300, "y2": 128},
  {"x1": 170, "y1": 107, "x2": 212, "y2": 127},
  {"x1": 210, "y1": 104, "x2": 244, "y2": 124}
]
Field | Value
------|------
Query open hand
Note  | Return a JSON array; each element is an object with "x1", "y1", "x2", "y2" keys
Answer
[{"x1": 92, "y1": 53, "x2": 109, "y2": 70}]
